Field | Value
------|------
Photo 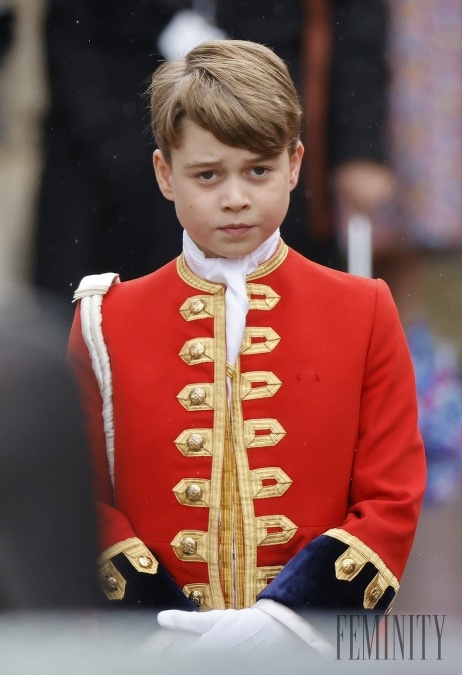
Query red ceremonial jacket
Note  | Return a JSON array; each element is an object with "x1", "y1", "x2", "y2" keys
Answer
[{"x1": 68, "y1": 242, "x2": 425, "y2": 613}]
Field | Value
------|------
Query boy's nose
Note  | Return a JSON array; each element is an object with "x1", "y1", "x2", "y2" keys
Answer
[{"x1": 220, "y1": 179, "x2": 251, "y2": 211}]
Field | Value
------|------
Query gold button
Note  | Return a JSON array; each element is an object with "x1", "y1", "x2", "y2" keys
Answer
[
  {"x1": 189, "y1": 590, "x2": 204, "y2": 607},
  {"x1": 187, "y1": 433, "x2": 204, "y2": 451},
  {"x1": 180, "y1": 537, "x2": 197, "y2": 555},
  {"x1": 341, "y1": 558, "x2": 356, "y2": 575},
  {"x1": 190, "y1": 299, "x2": 205, "y2": 314},
  {"x1": 369, "y1": 586, "x2": 382, "y2": 602},
  {"x1": 104, "y1": 574, "x2": 118, "y2": 592},
  {"x1": 189, "y1": 341, "x2": 205, "y2": 359},
  {"x1": 185, "y1": 484, "x2": 203, "y2": 502},
  {"x1": 189, "y1": 387, "x2": 206, "y2": 405},
  {"x1": 138, "y1": 555, "x2": 153, "y2": 569}
]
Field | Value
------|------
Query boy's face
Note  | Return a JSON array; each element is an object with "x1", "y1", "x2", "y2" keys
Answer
[{"x1": 153, "y1": 119, "x2": 304, "y2": 258}]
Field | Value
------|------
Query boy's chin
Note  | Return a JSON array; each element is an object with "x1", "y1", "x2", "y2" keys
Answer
[{"x1": 189, "y1": 235, "x2": 266, "y2": 259}]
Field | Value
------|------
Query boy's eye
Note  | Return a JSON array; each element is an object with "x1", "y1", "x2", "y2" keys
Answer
[
  {"x1": 251, "y1": 166, "x2": 269, "y2": 176},
  {"x1": 199, "y1": 171, "x2": 216, "y2": 181}
]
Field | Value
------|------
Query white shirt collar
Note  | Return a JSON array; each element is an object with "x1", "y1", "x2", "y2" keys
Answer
[{"x1": 182, "y1": 229, "x2": 280, "y2": 367}]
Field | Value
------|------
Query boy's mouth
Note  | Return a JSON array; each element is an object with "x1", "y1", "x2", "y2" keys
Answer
[{"x1": 219, "y1": 224, "x2": 252, "y2": 235}]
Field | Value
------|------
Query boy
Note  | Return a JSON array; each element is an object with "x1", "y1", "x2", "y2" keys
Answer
[{"x1": 69, "y1": 40, "x2": 425, "y2": 650}]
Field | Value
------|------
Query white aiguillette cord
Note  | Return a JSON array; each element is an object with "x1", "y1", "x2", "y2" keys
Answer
[{"x1": 182, "y1": 229, "x2": 280, "y2": 371}]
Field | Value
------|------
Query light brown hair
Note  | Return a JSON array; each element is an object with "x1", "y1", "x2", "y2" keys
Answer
[{"x1": 148, "y1": 39, "x2": 302, "y2": 161}]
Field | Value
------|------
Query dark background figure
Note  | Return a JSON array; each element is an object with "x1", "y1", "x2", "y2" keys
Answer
[
  {"x1": 0, "y1": 284, "x2": 100, "y2": 610},
  {"x1": 0, "y1": 2, "x2": 14, "y2": 141},
  {"x1": 33, "y1": 0, "x2": 391, "y2": 303},
  {"x1": 215, "y1": 0, "x2": 391, "y2": 268},
  {"x1": 0, "y1": 3, "x2": 13, "y2": 72},
  {"x1": 33, "y1": 1, "x2": 191, "y2": 302}
]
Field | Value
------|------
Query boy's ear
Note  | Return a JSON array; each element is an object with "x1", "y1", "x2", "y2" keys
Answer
[
  {"x1": 153, "y1": 149, "x2": 174, "y2": 201},
  {"x1": 289, "y1": 141, "x2": 304, "y2": 191}
]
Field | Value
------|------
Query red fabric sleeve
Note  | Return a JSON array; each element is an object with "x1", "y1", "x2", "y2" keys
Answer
[{"x1": 67, "y1": 305, "x2": 137, "y2": 551}]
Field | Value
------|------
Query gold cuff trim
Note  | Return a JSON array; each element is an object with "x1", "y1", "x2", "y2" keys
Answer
[
  {"x1": 244, "y1": 418, "x2": 286, "y2": 449},
  {"x1": 98, "y1": 537, "x2": 159, "y2": 575},
  {"x1": 179, "y1": 338, "x2": 215, "y2": 365},
  {"x1": 364, "y1": 574, "x2": 389, "y2": 610},
  {"x1": 174, "y1": 429, "x2": 213, "y2": 456},
  {"x1": 99, "y1": 559, "x2": 126, "y2": 601},
  {"x1": 183, "y1": 583, "x2": 213, "y2": 611},
  {"x1": 98, "y1": 538, "x2": 159, "y2": 600},
  {"x1": 256, "y1": 515, "x2": 298, "y2": 546},
  {"x1": 325, "y1": 528, "x2": 400, "y2": 609},
  {"x1": 177, "y1": 383, "x2": 214, "y2": 411},
  {"x1": 255, "y1": 565, "x2": 284, "y2": 595},
  {"x1": 172, "y1": 478, "x2": 210, "y2": 507},
  {"x1": 171, "y1": 530, "x2": 209, "y2": 562},
  {"x1": 179, "y1": 294, "x2": 215, "y2": 321},
  {"x1": 240, "y1": 327, "x2": 281, "y2": 355},
  {"x1": 251, "y1": 467, "x2": 292, "y2": 499},
  {"x1": 246, "y1": 283, "x2": 281, "y2": 311},
  {"x1": 240, "y1": 371, "x2": 282, "y2": 401}
]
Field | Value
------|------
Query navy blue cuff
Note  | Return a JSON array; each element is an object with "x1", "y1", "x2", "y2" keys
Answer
[
  {"x1": 258, "y1": 533, "x2": 396, "y2": 616},
  {"x1": 103, "y1": 553, "x2": 196, "y2": 612}
]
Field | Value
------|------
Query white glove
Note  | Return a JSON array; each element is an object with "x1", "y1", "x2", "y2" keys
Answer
[{"x1": 157, "y1": 606, "x2": 296, "y2": 655}]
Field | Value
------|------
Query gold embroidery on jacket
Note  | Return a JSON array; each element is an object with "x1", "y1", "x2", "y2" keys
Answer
[
  {"x1": 240, "y1": 327, "x2": 281, "y2": 355},
  {"x1": 240, "y1": 371, "x2": 282, "y2": 400},
  {"x1": 364, "y1": 574, "x2": 389, "y2": 609},
  {"x1": 179, "y1": 337, "x2": 215, "y2": 365},
  {"x1": 177, "y1": 255, "x2": 223, "y2": 294},
  {"x1": 251, "y1": 467, "x2": 293, "y2": 499},
  {"x1": 246, "y1": 283, "x2": 280, "y2": 311},
  {"x1": 174, "y1": 243, "x2": 293, "y2": 609},
  {"x1": 247, "y1": 240, "x2": 288, "y2": 279},
  {"x1": 179, "y1": 295, "x2": 215, "y2": 321},
  {"x1": 174, "y1": 428, "x2": 213, "y2": 457},
  {"x1": 182, "y1": 583, "x2": 212, "y2": 611},
  {"x1": 98, "y1": 538, "x2": 158, "y2": 601},
  {"x1": 174, "y1": 279, "x2": 228, "y2": 609},
  {"x1": 230, "y1": 356, "x2": 260, "y2": 608},
  {"x1": 204, "y1": 286, "x2": 228, "y2": 609},
  {"x1": 326, "y1": 528, "x2": 399, "y2": 610},
  {"x1": 256, "y1": 515, "x2": 298, "y2": 546},
  {"x1": 255, "y1": 565, "x2": 284, "y2": 595},
  {"x1": 99, "y1": 560, "x2": 126, "y2": 601},
  {"x1": 99, "y1": 537, "x2": 159, "y2": 575},
  {"x1": 171, "y1": 530, "x2": 209, "y2": 563},
  {"x1": 176, "y1": 383, "x2": 215, "y2": 411},
  {"x1": 172, "y1": 478, "x2": 211, "y2": 507},
  {"x1": 243, "y1": 419, "x2": 286, "y2": 448},
  {"x1": 220, "y1": 415, "x2": 246, "y2": 608}
]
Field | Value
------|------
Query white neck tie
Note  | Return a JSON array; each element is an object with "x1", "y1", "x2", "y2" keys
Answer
[{"x1": 182, "y1": 230, "x2": 280, "y2": 368}]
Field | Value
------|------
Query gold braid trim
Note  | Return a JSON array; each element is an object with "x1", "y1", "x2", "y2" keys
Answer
[
  {"x1": 98, "y1": 537, "x2": 159, "y2": 601},
  {"x1": 325, "y1": 528, "x2": 399, "y2": 610},
  {"x1": 99, "y1": 537, "x2": 159, "y2": 574},
  {"x1": 247, "y1": 240, "x2": 288, "y2": 279},
  {"x1": 177, "y1": 255, "x2": 223, "y2": 293},
  {"x1": 176, "y1": 239, "x2": 288, "y2": 290}
]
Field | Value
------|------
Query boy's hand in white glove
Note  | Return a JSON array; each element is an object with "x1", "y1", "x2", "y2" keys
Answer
[{"x1": 157, "y1": 606, "x2": 295, "y2": 654}]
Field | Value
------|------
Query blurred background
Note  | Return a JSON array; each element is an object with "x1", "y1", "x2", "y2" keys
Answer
[{"x1": 1, "y1": 0, "x2": 462, "y2": 652}]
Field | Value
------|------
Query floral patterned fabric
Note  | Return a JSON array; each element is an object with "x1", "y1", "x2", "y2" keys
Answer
[
  {"x1": 407, "y1": 322, "x2": 462, "y2": 505},
  {"x1": 381, "y1": 1, "x2": 462, "y2": 250}
]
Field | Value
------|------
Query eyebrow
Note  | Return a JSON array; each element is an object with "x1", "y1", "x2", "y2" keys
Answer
[
  {"x1": 184, "y1": 160, "x2": 222, "y2": 170},
  {"x1": 184, "y1": 153, "x2": 281, "y2": 170}
]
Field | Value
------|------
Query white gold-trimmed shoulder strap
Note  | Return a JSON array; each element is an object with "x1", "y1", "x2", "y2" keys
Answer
[{"x1": 73, "y1": 273, "x2": 120, "y2": 488}]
